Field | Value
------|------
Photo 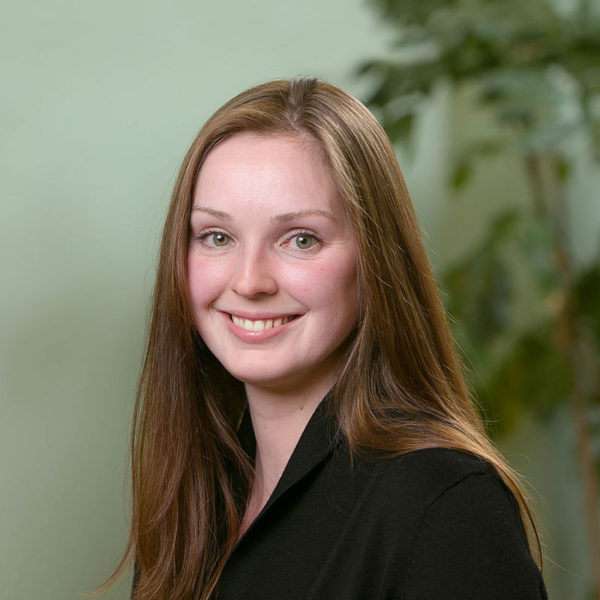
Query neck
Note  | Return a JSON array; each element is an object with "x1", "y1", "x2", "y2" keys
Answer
[
  {"x1": 240, "y1": 376, "x2": 333, "y2": 531},
  {"x1": 246, "y1": 380, "x2": 330, "y2": 487}
]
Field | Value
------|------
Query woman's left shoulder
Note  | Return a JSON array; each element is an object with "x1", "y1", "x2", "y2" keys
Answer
[
  {"x1": 370, "y1": 447, "x2": 507, "y2": 511},
  {"x1": 379, "y1": 447, "x2": 524, "y2": 533},
  {"x1": 368, "y1": 448, "x2": 547, "y2": 599},
  {"x1": 387, "y1": 445, "x2": 498, "y2": 477}
]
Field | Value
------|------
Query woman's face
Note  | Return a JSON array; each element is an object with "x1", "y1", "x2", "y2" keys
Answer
[{"x1": 187, "y1": 132, "x2": 359, "y2": 395}]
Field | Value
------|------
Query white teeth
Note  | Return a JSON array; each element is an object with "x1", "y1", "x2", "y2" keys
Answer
[
  {"x1": 246, "y1": 318, "x2": 263, "y2": 331},
  {"x1": 231, "y1": 315, "x2": 294, "y2": 331}
]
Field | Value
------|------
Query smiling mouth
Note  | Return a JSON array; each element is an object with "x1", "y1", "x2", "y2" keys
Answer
[{"x1": 229, "y1": 314, "x2": 298, "y2": 332}]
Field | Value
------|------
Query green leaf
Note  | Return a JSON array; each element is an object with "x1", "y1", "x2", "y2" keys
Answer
[
  {"x1": 451, "y1": 162, "x2": 472, "y2": 189},
  {"x1": 478, "y1": 326, "x2": 569, "y2": 436},
  {"x1": 449, "y1": 138, "x2": 510, "y2": 191},
  {"x1": 442, "y1": 211, "x2": 521, "y2": 350},
  {"x1": 358, "y1": 0, "x2": 600, "y2": 441}
]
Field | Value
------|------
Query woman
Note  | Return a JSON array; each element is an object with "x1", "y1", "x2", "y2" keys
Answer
[{"x1": 111, "y1": 78, "x2": 547, "y2": 599}]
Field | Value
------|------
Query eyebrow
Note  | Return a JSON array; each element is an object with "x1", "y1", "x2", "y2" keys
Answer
[
  {"x1": 273, "y1": 210, "x2": 336, "y2": 222},
  {"x1": 191, "y1": 207, "x2": 336, "y2": 222},
  {"x1": 190, "y1": 206, "x2": 231, "y2": 220}
]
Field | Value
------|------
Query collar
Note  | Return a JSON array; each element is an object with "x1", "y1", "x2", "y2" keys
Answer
[{"x1": 237, "y1": 396, "x2": 339, "y2": 515}]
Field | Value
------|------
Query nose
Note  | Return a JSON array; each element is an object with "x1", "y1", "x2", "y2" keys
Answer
[{"x1": 231, "y1": 248, "x2": 278, "y2": 298}]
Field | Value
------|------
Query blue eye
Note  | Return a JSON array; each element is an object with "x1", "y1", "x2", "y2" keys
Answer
[{"x1": 292, "y1": 233, "x2": 318, "y2": 250}]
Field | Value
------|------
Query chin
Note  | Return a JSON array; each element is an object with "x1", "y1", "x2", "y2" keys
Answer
[
  {"x1": 230, "y1": 369, "x2": 299, "y2": 391},
  {"x1": 229, "y1": 358, "x2": 342, "y2": 398},
  {"x1": 221, "y1": 359, "x2": 305, "y2": 391}
]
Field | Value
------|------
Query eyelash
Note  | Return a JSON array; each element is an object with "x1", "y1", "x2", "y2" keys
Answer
[
  {"x1": 192, "y1": 228, "x2": 323, "y2": 250},
  {"x1": 194, "y1": 228, "x2": 232, "y2": 248},
  {"x1": 284, "y1": 229, "x2": 323, "y2": 250}
]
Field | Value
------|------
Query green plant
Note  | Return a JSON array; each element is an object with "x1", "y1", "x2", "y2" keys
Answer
[{"x1": 358, "y1": 0, "x2": 600, "y2": 596}]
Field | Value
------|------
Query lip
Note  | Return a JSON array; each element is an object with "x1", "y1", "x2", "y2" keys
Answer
[{"x1": 218, "y1": 310, "x2": 303, "y2": 343}]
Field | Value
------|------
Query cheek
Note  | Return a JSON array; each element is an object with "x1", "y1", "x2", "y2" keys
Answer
[
  {"x1": 288, "y1": 255, "x2": 358, "y2": 313},
  {"x1": 187, "y1": 255, "x2": 229, "y2": 308}
]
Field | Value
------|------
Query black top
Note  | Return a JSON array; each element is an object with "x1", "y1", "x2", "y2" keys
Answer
[
  {"x1": 131, "y1": 399, "x2": 548, "y2": 599},
  {"x1": 214, "y1": 400, "x2": 547, "y2": 600}
]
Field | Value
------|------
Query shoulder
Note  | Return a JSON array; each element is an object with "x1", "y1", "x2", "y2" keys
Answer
[
  {"x1": 364, "y1": 447, "x2": 505, "y2": 517},
  {"x1": 368, "y1": 447, "x2": 528, "y2": 556},
  {"x1": 346, "y1": 447, "x2": 523, "y2": 561},
  {"x1": 362, "y1": 448, "x2": 546, "y2": 599},
  {"x1": 380, "y1": 446, "x2": 495, "y2": 483},
  {"x1": 382, "y1": 447, "x2": 525, "y2": 545}
]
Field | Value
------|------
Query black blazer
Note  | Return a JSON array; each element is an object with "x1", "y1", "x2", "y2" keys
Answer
[{"x1": 133, "y1": 400, "x2": 548, "y2": 599}]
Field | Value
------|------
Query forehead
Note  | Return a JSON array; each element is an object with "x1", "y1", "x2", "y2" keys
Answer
[{"x1": 193, "y1": 132, "x2": 343, "y2": 215}]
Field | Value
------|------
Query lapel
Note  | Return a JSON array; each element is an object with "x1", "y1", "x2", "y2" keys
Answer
[{"x1": 237, "y1": 396, "x2": 339, "y2": 516}]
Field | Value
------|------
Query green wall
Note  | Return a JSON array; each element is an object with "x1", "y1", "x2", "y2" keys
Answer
[{"x1": 0, "y1": 2, "x2": 394, "y2": 599}]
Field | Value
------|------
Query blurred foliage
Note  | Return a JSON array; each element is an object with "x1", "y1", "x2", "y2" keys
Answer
[
  {"x1": 359, "y1": 0, "x2": 600, "y2": 437},
  {"x1": 360, "y1": 0, "x2": 600, "y2": 165},
  {"x1": 441, "y1": 207, "x2": 580, "y2": 435},
  {"x1": 578, "y1": 260, "x2": 600, "y2": 347}
]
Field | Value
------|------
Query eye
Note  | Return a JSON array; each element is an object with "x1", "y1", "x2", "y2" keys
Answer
[
  {"x1": 194, "y1": 229, "x2": 233, "y2": 248},
  {"x1": 292, "y1": 233, "x2": 319, "y2": 250},
  {"x1": 210, "y1": 232, "x2": 231, "y2": 247}
]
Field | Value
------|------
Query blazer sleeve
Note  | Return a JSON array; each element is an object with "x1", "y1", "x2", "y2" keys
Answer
[{"x1": 400, "y1": 471, "x2": 548, "y2": 600}]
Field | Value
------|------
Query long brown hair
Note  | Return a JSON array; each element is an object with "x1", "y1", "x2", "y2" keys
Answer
[{"x1": 106, "y1": 78, "x2": 540, "y2": 600}]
